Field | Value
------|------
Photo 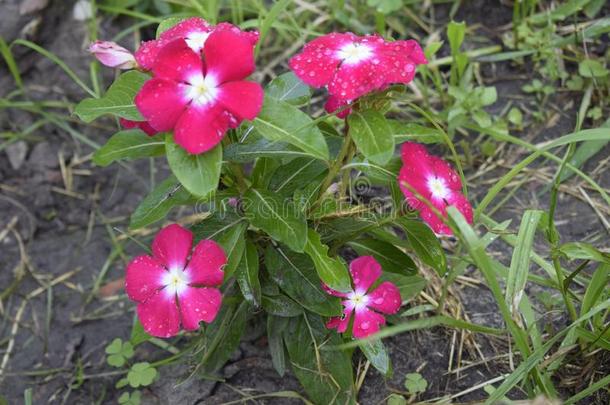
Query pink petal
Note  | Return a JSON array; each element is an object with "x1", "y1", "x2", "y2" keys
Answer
[
  {"x1": 217, "y1": 81, "x2": 264, "y2": 121},
  {"x1": 446, "y1": 192, "x2": 474, "y2": 226},
  {"x1": 125, "y1": 255, "x2": 167, "y2": 303},
  {"x1": 328, "y1": 60, "x2": 385, "y2": 101},
  {"x1": 120, "y1": 118, "x2": 158, "y2": 136},
  {"x1": 136, "y1": 290, "x2": 181, "y2": 338},
  {"x1": 185, "y1": 239, "x2": 226, "y2": 287},
  {"x1": 419, "y1": 204, "x2": 451, "y2": 235},
  {"x1": 151, "y1": 224, "x2": 193, "y2": 270},
  {"x1": 88, "y1": 40, "x2": 136, "y2": 69},
  {"x1": 367, "y1": 282, "x2": 402, "y2": 314},
  {"x1": 430, "y1": 156, "x2": 462, "y2": 191},
  {"x1": 352, "y1": 307, "x2": 385, "y2": 339},
  {"x1": 322, "y1": 283, "x2": 349, "y2": 298},
  {"x1": 173, "y1": 104, "x2": 230, "y2": 154},
  {"x1": 151, "y1": 39, "x2": 204, "y2": 82},
  {"x1": 325, "y1": 307, "x2": 352, "y2": 333},
  {"x1": 134, "y1": 78, "x2": 188, "y2": 131},
  {"x1": 349, "y1": 256, "x2": 381, "y2": 292},
  {"x1": 378, "y1": 39, "x2": 427, "y2": 85},
  {"x1": 324, "y1": 95, "x2": 351, "y2": 119},
  {"x1": 214, "y1": 22, "x2": 259, "y2": 45},
  {"x1": 203, "y1": 29, "x2": 255, "y2": 83},
  {"x1": 135, "y1": 17, "x2": 212, "y2": 70},
  {"x1": 179, "y1": 286, "x2": 222, "y2": 330},
  {"x1": 398, "y1": 165, "x2": 430, "y2": 210}
]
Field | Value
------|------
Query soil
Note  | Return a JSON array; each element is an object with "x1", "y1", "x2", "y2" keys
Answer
[{"x1": 0, "y1": 0, "x2": 608, "y2": 404}]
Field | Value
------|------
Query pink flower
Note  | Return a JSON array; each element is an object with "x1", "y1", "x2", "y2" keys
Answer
[
  {"x1": 125, "y1": 224, "x2": 226, "y2": 338},
  {"x1": 88, "y1": 40, "x2": 137, "y2": 69},
  {"x1": 324, "y1": 256, "x2": 401, "y2": 339},
  {"x1": 398, "y1": 142, "x2": 473, "y2": 235},
  {"x1": 135, "y1": 17, "x2": 259, "y2": 71},
  {"x1": 120, "y1": 118, "x2": 158, "y2": 136},
  {"x1": 134, "y1": 29, "x2": 263, "y2": 154},
  {"x1": 289, "y1": 33, "x2": 427, "y2": 107}
]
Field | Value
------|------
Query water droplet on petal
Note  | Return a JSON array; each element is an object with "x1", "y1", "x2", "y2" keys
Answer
[{"x1": 361, "y1": 321, "x2": 370, "y2": 330}]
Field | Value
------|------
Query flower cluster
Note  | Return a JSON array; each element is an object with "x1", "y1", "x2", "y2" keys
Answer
[
  {"x1": 289, "y1": 32, "x2": 427, "y2": 117},
  {"x1": 324, "y1": 256, "x2": 401, "y2": 339},
  {"x1": 125, "y1": 224, "x2": 226, "y2": 337},
  {"x1": 398, "y1": 142, "x2": 473, "y2": 235}
]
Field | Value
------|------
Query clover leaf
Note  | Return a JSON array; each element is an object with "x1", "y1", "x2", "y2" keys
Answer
[
  {"x1": 127, "y1": 362, "x2": 157, "y2": 388},
  {"x1": 105, "y1": 338, "x2": 134, "y2": 368},
  {"x1": 404, "y1": 372, "x2": 428, "y2": 394},
  {"x1": 118, "y1": 391, "x2": 141, "y2": 405}
]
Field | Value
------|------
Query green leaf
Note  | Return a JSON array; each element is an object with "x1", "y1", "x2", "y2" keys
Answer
[
  {"x1": 479, "y1": 87, "x2": 497, "y2": 106},
  {"x1": 505, "y1": 210, "x2": 543, "y2": 314},
  {"x1": 216, "y1": 221, "x2": 248, "y2": 279},
  {"x1": 447, "y1": 21, "x2": 466, "y2": 55},
  {"x1": 236, "y1": 241, "x2": 262, "y2": 306},
  {"x1": 396, "y1": 218, "x2": 447, "y2": 276},
  {"x1": 380, "y1": 273, "x2": 426, "y2": 301},
  {"x1": 129, "y1": 176, "x2": 196, "y2": 230},
  {"x1": 360, "y1": 339, "x2": 392, "y2": 376},
  {"x1": 269, "y1": 158, "x2": 327, "y2": 195},
  {"x1": 93, "y1": 130, "x2": 165, "y2": 166},
  {"x1": 156, "y1": 17, "x2": 186, "y2": 37},
  {"x1": 303, "y1": 229, "x2": 351, "y2": 293},
  {"x1": 387, "y1": 394, "x2": 407, "y2": 405},
  {"x1": 389, "y1": 121, "x2": 444, "y2": 144},
  {"x1": 130, "y1": 319, "x2": 152, "y2": 347},
  {"x1": 348, "y1": 238, "x2": 417, "y2": 276},
  {"x1": 266, "y1": 71, "x2": 311, "y2": 106},
  {"x1": 404, "y1": 372, "x2": 428, "y2": 393},
  {"x1": 507, "y1": 107, "x2": 523, "y2": 127},
  {"x1": 348, "y1": 110, "x2": 395, "y2": 165},
  {"x1": 262, "y1": 294, "x2": 302, "y2": 317},
  {"x1": 75, "y1": 71, "x2": 148, "y2": 123},
  {"x1": 267, "y1": 315, "x2": 289, "y2": 376},
  {"x1": 127, "y1": 363, "x2": 157, "y2": 388},
  {"x1": 224, "y1": 139, "x2": 311, "y2": 162},
  {"x1": 284, "y1": 314, "x2": 355, "y2": 404},
  {"x1": 558, "y1": 242, "x2": 610, "y2": 264},
  {"x1": 253, "y1": 95, "x2": 329, "y2": 161},
  {"x1": 165, "y1": 134, "x2": 222, "y2": 197},
  {"x1": 581, "y1": 264, "x2": 609, "y2": 316},
  {"x1": 243, "y1": 188, "x2": 307, "y2": 252},
  {"x1": 107, "y1": 353, "x2": 125, "y2": 367},
  {"x1": 265, "y1": 245, "x2": 342, "y2": 316},
  {"x1": 579, "y1": 59, "x2": 609, "y2": 78}
]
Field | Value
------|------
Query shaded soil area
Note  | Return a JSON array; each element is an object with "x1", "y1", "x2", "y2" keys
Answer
[{"x1": 1, "y1": 0, "x2": 608, "y2": 404}]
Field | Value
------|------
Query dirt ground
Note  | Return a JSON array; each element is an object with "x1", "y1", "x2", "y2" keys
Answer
[{"x1": 0, "y1": 0, "x2": 608, "y2": 404}]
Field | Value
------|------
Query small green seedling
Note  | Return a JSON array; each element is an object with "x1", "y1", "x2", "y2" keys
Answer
[
  {"x1": 127, "y1": 362, "x2": 158, "y2": 388},
  {"x1": 105, "y1": 338, "x2": 134, "y2": 368},
  {"x1": 404, "y1": 372, "x2": 428, "y2": 394}
]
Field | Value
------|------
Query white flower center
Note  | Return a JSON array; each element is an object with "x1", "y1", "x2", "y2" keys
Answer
[
  {"x1": 162, "y1": 266, "x2": 190, "y2": 297},
  {"x1": 427, "y1": 177, "x2": 450, "y2": 200},
  {"x1": 347, "y1": 290, "x2": 370, "y2": 312},
  {"x1": 185, "y1": 31, "x2": 210, "y2": 53},
  {"x1": 337, "y1": 42, "x2": 373, "y2": 65},
  {"x1": 185, "y1": 74, "x2": 218, "y2": 106}
]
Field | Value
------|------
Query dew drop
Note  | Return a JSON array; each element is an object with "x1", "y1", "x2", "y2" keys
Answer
[{"x1": 361, "y1": 321, "x2": 370, "y2": 330}]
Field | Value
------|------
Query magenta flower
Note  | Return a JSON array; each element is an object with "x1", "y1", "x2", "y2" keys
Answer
[
  {"x1": 398, "y1": 142, "x2": 473, "y2": 235},
  {"x1": 135, "y1": 17, "x2": 259, "y2": 71},
  {"x1": 134, "y1": 29, "x2": 263, "y2": 154},
  {"x1": 324, "y1": 256, "x2": 401, "y2": 339},
  {"x1": 125, "y1": 224, "x2": 226, "y2": 338},
  {"x1": 88, "y1": 40, "x2": 136, "y2": 69},
  {"x1": 289, "y1": 33, "x2": 427, "y2": 109},
  {"x1": 120, "y1": 118, "x2": 158, "y2": 136}
]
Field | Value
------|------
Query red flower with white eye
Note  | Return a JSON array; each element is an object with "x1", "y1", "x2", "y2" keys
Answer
[
  {"x1": 134, "y1": 29, "x2": 263, "y2": 154},
  {"x1": 120, "y1": 118, "x2": 158, "y2": 136},
  {"x1": 125, "y1": 224, "x2": 226, "y2": 338},
  {"x1": 398, "y1": 142, "x2": 473, "y2": 235},
  {"x1": 135, "y1": 17, "x2": 259, "y2": 70},
  {"x1": 324, "y1": 256, "x2": 401, "y2": 339},
  {"x1": 289, "y1": 33, "x2": 427, "y2": 106}
]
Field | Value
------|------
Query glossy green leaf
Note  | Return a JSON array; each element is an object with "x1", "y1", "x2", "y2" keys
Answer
[
  {"x1": 236, "y1": 241, "x2": 262, "y2": 306},
  {"x1": 267, "y1": 315, "x2": 289, "y2": 376},
  {"x1": 379, "y1": 273, "x2": 426, "y2": 301},
  {"x1": 243, "y1": 188, "x2": 307, "y2": 252},
  {"x1": 253, "y1": 95, "x2": 329, "y2": 161},
  {"x1": 165, "y1": 134, "x2": 222, "y2": 197},
  {"x1": 75, "y1": 70, "x2": 148, "y2": 122},
  {"x1": 265, "y1": 245, "x2": 342, "y2": 316},
  {"x1": 266, "y1": 71, "x2": 311, "y2": 106},
  {"x1": 284, "y1": 314, "x2": 355, "y2": 404},
  {"x1": 303, "y1": 229, "x2": 351, "y2": 293},
  {"x1": 262, "y1": 294, "x2": 302, "y2": 317},
  {"x1": 396, "y1": 218, "x2": 447, "y2": 276},
  {"x1": 216, "y1": 221, "x2": 248, "y2": 279},
  {"x1": 269, "y1": 158, "x2": 327, "y2": 195},
  {"x1": 93, "y1": 130, "x2": 165, "y2": 166},
  {"x1": 348, "y1": 238, "x2": 417, "y2": 275},
  {"x1": 447, "y1": 21, "x2": 466, "y2": 55},
  {"x1": 156, "y1": 17, "x2": 186, "y2": 37},
  {"x1": 348, "y1": 110, "x2": 395, "y2": 165},
  {"x1": 224, "y1": 139, "x2": 311, "y2": 162},
  {"x1": 129, "y1": 176, "x2": 196, "y2": 230},
  {"x1": 360, "y1": 339, "x2": 392, "y2": 376},
  {"x1": 558, "y1": 242, "x2": 610, "y2": 264}
]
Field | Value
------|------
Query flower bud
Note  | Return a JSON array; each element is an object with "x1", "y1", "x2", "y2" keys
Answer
[{"x1": 88, "y1": 40, "x2": 136, "y2": 69}]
